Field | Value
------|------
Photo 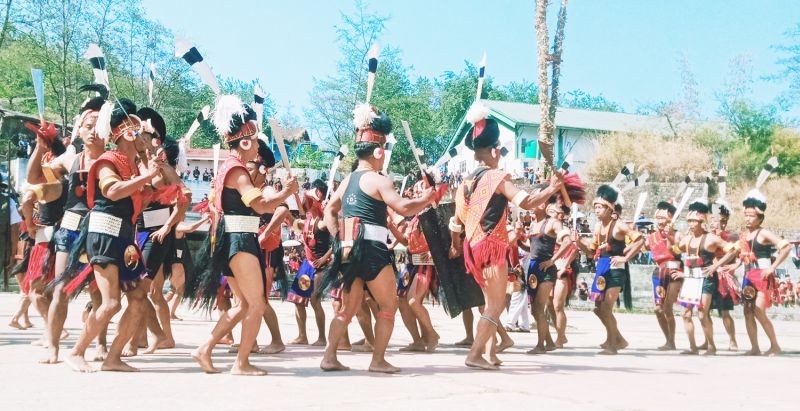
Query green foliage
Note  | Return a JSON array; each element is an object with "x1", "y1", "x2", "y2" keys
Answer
[
  {"x1": 0, "y1": 0, "x2": 273, "y2": 151},
  {"x1": 561, "y1": 90, "x2": 621, "y2": 112}
]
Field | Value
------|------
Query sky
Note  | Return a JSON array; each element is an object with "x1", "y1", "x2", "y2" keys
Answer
[{"x1": 141, "y1": 0, "x2": 800, "y2": 121}]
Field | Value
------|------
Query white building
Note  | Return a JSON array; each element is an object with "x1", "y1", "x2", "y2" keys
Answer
[{"x1": 444, "y1": 100, "x2": 712, "y2": 176}]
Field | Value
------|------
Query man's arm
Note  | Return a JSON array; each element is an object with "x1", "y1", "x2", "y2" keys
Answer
[
  {"x1": 323, "y1": 175, "x2": 348, "y2": 237},
  {"x1": 498, "y1": 175, "x2": 562, "y2": 211},
  {"x1": 760, "y1": 230, "x2": 792, "y2": 275},
  {"x1": 613, "y1": 223, "x2": 644, "y2": 265},
  {"x1": 230, "y1": 169, "x2": 297, "y2": 215},
  {"x1": 377, "y1": 174, "x2": 434, "y2": 217}
]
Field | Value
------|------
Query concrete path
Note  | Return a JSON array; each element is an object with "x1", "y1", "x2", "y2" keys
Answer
[{"x1": 0, "y1": 292, "x2": 797, "y2": 410}]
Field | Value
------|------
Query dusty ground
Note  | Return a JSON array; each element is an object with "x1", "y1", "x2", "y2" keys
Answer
[{"x1": 0, "y1": 292, "x2": 798, "y2": 410}]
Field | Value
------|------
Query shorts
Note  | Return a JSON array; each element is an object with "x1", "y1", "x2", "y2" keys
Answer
[{"x1": 53, "y1": 227, "x2": 80, "y2": 253}]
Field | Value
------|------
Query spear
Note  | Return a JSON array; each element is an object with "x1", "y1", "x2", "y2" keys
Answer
[
  {"x1": 175, "y1": 38, "x2": 220, "y2": 95},
  {"x1": 325, "y1": 145, "x2": 349, "y2": 202},
  {"x1": 402, "y1": 120, "x2": 437, "y2": 208},
  {"x1": 31, "y1": 68, "x2": 45, "y2": 126},
  {"x1": 365, "y1": 44, "x2": 379, "y2": 103}
]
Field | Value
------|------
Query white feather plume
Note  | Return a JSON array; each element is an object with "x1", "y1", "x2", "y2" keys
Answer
[
  {"x1": 177, "y1": 139, "x2": 189, "y2": 174},
  {"x1": 745, "y1": 189, "x2": 767, "y2": 204},
  {"x1": 84, "y1": 43, "x2": 104, "y2": 59},
  {"x1": 465, "y1": 102, "x2": 490, "y2": 125},
  {"x1": 200, "y1": 105, "x2": 211, "y2": 120},
  {"x1": 174, "y1": 38, "x2": 192, "y2": 58},
  {"x1": 616, "y1": 193, "x2": 625, "y2": 207},
  {"x1": 339, "y1": 145, "x2": 350, "y2": 156},
  {"x1": 96, "y1": 101, "x2": 114, "y2": 141},
  {"x1": 426, "y1": 166, "x2": 442, "y2": 184},
  {"x1": 352, "y1": 103, "x2": 377, "y2": 130},
  {"x1": 212, "y1": 94, "x2": 247, "y2": 137}
]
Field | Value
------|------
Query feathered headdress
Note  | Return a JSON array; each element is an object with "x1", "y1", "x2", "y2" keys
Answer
[
  {"x1": 84, "y1": 44, "x2": 109, "y2": 89},
  {"x1": 212, "y1": 95, "x2": 257, "y2": 144},
  {"x1": 464, "y1": 102, "x2": 499, "y2": 151},
  {"x1": 594, "y1": 184, "x2": 620, "y2": 209},
  {"x1": 686, "y1": 199, "x2": 710, "y2": 222},
  {"x1": 175, "y1": 38, "x2": 220, "y2": 95},
  {"x1": 742, "y1": 189, "x2": 767, "y2": 215}
]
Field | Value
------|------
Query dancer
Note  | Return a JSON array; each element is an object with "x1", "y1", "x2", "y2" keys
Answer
[
  {"x1": 449, "y1": 103, "x2": 561, "y2": 369},
  {"x1": 575, "y1": 185, "x2": 643, "y2": 355},
  {"x1": 708, "y1": 203, "x2": 739, "y2": 351},
  {"x1": 644, "y1": 201, "x2": 682, "y2": 351},
  {"x1": 190, "y1": 95, "x2": 298, "y2": 375},
  {"x1": 319, "y1": 104, "x2": 435, "y2": 373}
]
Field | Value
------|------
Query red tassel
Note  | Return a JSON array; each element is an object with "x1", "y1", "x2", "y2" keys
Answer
[
  {"x1": 465, "y1": 237, "x2": 510, "y2": 287},
  {"x1": 64, "y1": 265, "x2": 94, "y2": 296}
]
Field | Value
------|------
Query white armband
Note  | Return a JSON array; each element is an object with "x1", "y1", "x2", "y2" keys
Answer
[
  {"x1": 448, "y1": 216, "x2": 463, "y2": 233},
  {"x1": 511, "y1": 191, "x2": 529, "y2": 207}
]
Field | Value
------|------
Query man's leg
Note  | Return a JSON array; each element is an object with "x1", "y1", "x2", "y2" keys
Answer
[
  {"x1": 260, "y1": 266, "x2": 285, "y2": 354},
  {"x1": 148, "y1": 267, "x2": 175, "y2": 349},
  {"x1": 41, "y1": 252, "x2": 70, "y2": 363},
  {"x1": 407, "y1": 273, "x2": 437, "y2": 351},
  {"x1": 465, "y1": 265, "x2": 507, "y2": 370},
  {"x1": 529, "y1": 281, "x2": 555, "y2": 354},
  {"x1": 169, "y1": 263, "x2": 185, "y2": 320},
  {"x1": 720, "y1": 309, "x2": 738, "y2": 351},
  {"x1": 102, "y1": 280, "x2": 149, "y2": 372},
  {"x1": 66, "y1": 264, "x2": 121, "y2": 372},
  {"x1": 659, "y1": 283, "x2": 680, "y2": 350},
  {"x1": 352, "y1": 298, "x2": 375, "y2": 351},
  {"x1": 552, "y1": 278, "x2": 569, "y2": 347},
  {"x1": 310, "y1": 273, "x2": 327, "y2": 346},
  {"x1": 698, "y1": 293, "x2": 716, "y2": 355},
  {"x1": 89, "y1": 289, "x2": 108, "y2": 362},
  {"x1": 743, "y1": 301, "x2": 760, "y2": 355},
  {"x1": 227, "y1": 252, "x2": 268, "y2": 375},
  {"x1": 598, "y1": 287, "x2": 622, "y2": 355},
  {"x1": 681, "y1": 305, "x2": 699, "y2": 355},
  {"x1": 754, "y1": 292, "x2": 781, "y2": 356},
  {"x1": 321, "y1": 280, "x2": 364, "y2": 371},
  {"x1": 398, "y1": 294, "x2": 424, "y2": 351},
  {"x1": 455, "y1": 308, "x2": 474, "y2": 346},
  {"x1": 365, "y1": 266, "x2": 402, "y2": 373},
  {"x1": 290, "y1": 303, "x2": 308, "y2": 344}
]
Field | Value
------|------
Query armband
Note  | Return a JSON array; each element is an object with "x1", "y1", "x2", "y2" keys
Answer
[
  {"x1": 629, "y1": 232, "x2": 643, "y2": 242},
  {"x1": 723, "y1": 242, "x2": 740, "y2": 253},
  {"x1": 511, "y1": 191, "x2": 529, "y2": 207},
  {"x1": 99, "y1": 175, "x2": 121, "y2": 192},
  {"x1": 241, "y1": 188, "x2": 262, "y2": 207},
  {"x1": 448, "y1": 216, "x2": 464, "y2": 233},
  {"x1": 776, "y1": 240, "x2": 790, "y2": 250},
  {"x1": 670, "y1": 245, "x2": 682, "y2": 255},
  {"x1": 27, "y1": 184, "x2": 45, "y2": 202}
]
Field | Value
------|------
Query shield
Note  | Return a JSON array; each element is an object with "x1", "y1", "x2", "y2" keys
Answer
[{"x1": 418, "y1": 202, "x2": 485, "y2": 318}]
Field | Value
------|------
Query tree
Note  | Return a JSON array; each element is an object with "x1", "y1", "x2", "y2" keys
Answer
[
  {"x1": 534, "y1": 0, "x2": 569, "y2": 167},
  {"x1": 773, "y1": 22, "x2": 800, "y2": 110},
  {"x1": 561, "y1": 90, "x2": 620, "y2": 112}
]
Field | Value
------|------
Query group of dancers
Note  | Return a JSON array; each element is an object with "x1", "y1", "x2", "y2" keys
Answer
[{"x1": 8, "y1": 42, "x2": 792, "y2": 376}]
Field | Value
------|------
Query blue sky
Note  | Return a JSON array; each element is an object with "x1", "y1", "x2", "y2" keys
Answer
[{"x1": 141, "y1": 0, "x2": 800, "y2": 120}]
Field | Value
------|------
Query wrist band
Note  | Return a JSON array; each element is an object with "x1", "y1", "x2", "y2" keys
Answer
[
  {"x1": 448, "y1": 216, "x2": 463, "y2": 233},
  {"x1": 776, "y1": 239, "x2": 790, "y2": 250}
]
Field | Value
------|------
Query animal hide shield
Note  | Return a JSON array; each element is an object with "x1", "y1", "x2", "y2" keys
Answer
[{"x1": 418, "y1": 202, "x2": 485, "y2": 318}]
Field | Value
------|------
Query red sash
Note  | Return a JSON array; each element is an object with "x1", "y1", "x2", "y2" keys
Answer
[
  {"x1": 303, "y1": 216, "x2": 320, "y2": 260},
  {"x1": 87, "y1": 151, "x2": 142, "y2": 224},
  {"x1": 214, "y1": 157, "x2": 248, "y2": 213}
]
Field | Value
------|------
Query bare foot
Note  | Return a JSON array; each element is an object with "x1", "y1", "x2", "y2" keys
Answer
[
  {"x1": 599, "y1": 341, "x2": 609, "y2": 349},
  {"x1": 424, "y1": 337, "x2": 439, "y2": 353},
  {"x1": 92, "y1": 346, "x2": 108, "y2": 362},
  {"x1": 218, "y1": 335, "x2": 234, "y2": 346},
  {"x1": 191, "y1": 348, "x2": 221, "y2": 374},
  {"x1": 23, "y1": 321, "x2": 34, "y2": 329},
  {"x1": 764, "y1": 347, "x2": 781, "y2": 357},
  {"x1": 101, "y1": 358, "x2": 140, "y2": 372},
  {"x1": 31, "y1": 338, "x2": 45, "y2": 346},
  {"x1": 702, "y1": 348, "x2": 716, "y2": 356},
  {"x1": 698, "y1": 342, "x2": 708, "y2": 350},
  {"x1": 490, "y1": 355, "x2": 503, "y2": 366},
  {"x1": 369, "y1": 359, "x2": 401, "y2": 374},
  {"x1": 170, "y1": 315, "x2": 183, "y2": 321},
  {"x1": 320, "y1": 358, "x2": 350, "y2": 371},
  {"x1": 729, "y1": 341, "x2": 739, "y2": 351},
  {"x1": 9, "y1": 320, "x2": 24, "y2": 330},
  {"x1": 454, "y1": 337, "x2": 473, "y2": 347},
  {"x1": 497, "y1": 338, "x2": 514, "y2": 353},
  {"x1": 143, "y1": 337, "x2": 175, "y2": 354},
  {"x1": 231, "y1": 363, "x2": 267, "y2": 376},
  {"x1": 121, "y1": 343, "x2": 138, "y2": 358},
  {"x1": 228, "y1": 344, "x2": 259, "y2": 354},
  {"x1": 66, "y1": 354, "x2": 95, "y2": 373},
  {"x1": 60, "y1": 329, "x2": 70, "y2": 340},
  {"x1": 597, "y1": 348, "x2": 618, "y2": 355},
  {"x1": 311, "y1": 339, "x2": 327, "y2": 347},
  {"x1": 527, "y1": 345, "x2": 547, "y2": 355},
  {"x1": 545, "y1": 342, "x2": 557, "y2": 352},
  {"x1": 465, "y1": 356, "x2": 499, "y2": 370},
  {"x1": 289, "y1": 336, "x2": 309, "y2": 345},
  {"x1": 615, "y1": 337, "x2": 629, "y2": 350},
  {"x1": 657, "y1": 343, "x2": 676, "y2": 351},
  {"x1": 39, "y1": 346, "x2": 60, "y2": 364},
  {"x1": 743, "y1": 349, "x2": 761, "y2": 356},
  {"x1": 556, "y1": 336, "x2": 568, "y2": 347},
  {"x1": 337, "y1": 341, "x2": 352, "y2": 351},
  {"x1": 351, "y1": 342, "x2": 374, "y2": 353},
  {"x1": 352, "y1": 338, "x2": 366, "y2": 346},
  {"x1": 680, "y1": 349, "x2": 699, "y2": 355},
  {"x1": 399, "y1": 341, "x2": 427, "y2": 352},
  {"x1": 258, "y1": 343, "x2": 286, "y2": 355}
]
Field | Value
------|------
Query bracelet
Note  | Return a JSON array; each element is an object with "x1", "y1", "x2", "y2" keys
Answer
[
  {"x1": 511, "y1": 191, "x2": 529, "y2": 207},
  {"x1": 448, "y1": 216, "x2": 464, "y2": 233}
]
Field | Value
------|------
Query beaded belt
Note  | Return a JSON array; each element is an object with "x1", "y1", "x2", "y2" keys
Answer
[
  {"x1": 35, "y1": 225, "x2": 55, "y2": 244},
  {"x1": 665, "y1": 261, "x2": 681, "y2": 270},
  {"x1": 224, "y1": 215, "x2": 260, "y2": 233},
  {"x1": 60, "y1": 210, "x2": 83, "y2": 231},
  {"x1": 341, "y1": 223, "x2": 389, "y2": 248},
  {"x1": 412, "y1": 251, "x2": 434, "y2": 266},
  {"x1": 684, "y1": 266, "x2": 705, "y2": 278},
  {"x1": 142, "y1": 207, "x2": 171, "y2": 228},
  {"x1": 745, "y1": 258, "x2": 772, "y2": 271},
  {"x1": 88, "y1": 212, "x2": 123, "y2": 237}
]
